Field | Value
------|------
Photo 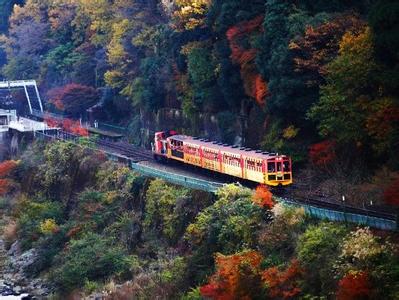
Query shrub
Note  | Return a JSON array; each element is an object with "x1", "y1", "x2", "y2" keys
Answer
[
  {"x1": 144, "y1": 179, "x2": 189, "y2": 243},
  {"x1": 258, "y1": 204, "x2": 306, "y2": 260},
  {"x1": 52, "y1": 232, "x2": 131, "y2": 292},
  {"x1": 17, "y1": 199, "x2": 64, "y2": 250},
  {"x1": 200, "y1": 250, "x2": 265, "y2": 299}
]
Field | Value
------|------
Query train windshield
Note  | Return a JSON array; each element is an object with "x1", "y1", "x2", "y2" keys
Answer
[{"x1": 267, "y1": 162, "x2": 275, "y2": 173}]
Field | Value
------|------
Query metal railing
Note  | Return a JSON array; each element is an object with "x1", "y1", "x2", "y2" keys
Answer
[
  {"x1": 277, "y1": 197, "x2": 397, "y2": 231},
  {"x1": 35, "y1": 130, "x2": 398, "y2": 230}
]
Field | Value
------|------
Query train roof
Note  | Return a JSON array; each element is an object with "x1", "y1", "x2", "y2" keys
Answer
[{"x1": 168, "y1": 135, "x2": 287, "y2": 160}]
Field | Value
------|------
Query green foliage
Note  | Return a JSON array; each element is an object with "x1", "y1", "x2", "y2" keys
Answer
[
  {"x1": 297, "y1": 222, "x2": 348, "y2": 296},
  {"x1": 185, "y1": 184, "x2": 266, "y2": 281},
  {"x1": 52, "y1": 232, "x2": 131, "y2": 291},
  {"x1": 258, "y1": 203, "x2": 307, "y2": 260},
  {"x1": 186, "y1": 44, "x2": 221, "y2": 111},
  {"x1": 144, "y1": 179, "x2": 189, "y2": 243},
  {"x1": 17, "y1": 197, "x2": 64, "y2": 250}
]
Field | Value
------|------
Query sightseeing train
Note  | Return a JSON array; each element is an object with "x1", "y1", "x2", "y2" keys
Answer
[{"x1": 152, "y1": 131, "x2": 293, "y2": 186}]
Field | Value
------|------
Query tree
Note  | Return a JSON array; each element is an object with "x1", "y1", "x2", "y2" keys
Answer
[
  {"x1": 200, "y1": 250, "x2": 264, "y2": 299},
  {"x1": 47, "y1": 83, "x2": 99, "y2": 117},
  {"x1": 185, "y1": 184, "x2": 267, "y2": 282},
  {"x1": 337, "y1": 271, "x2": 372, "y2": 300},
  {"x1": 252, "y1": 185, "x2": 274, "y2": 208},
  {"x1": 226, "y1": 15, "x2": 267, "y2": 105},
  {"x1": 262, "y1": 259, "x2": 302, "y2": 299},
  {"x1": 144, "y1": 179, "x2": 189, "y2": 243},
  {"x1": 290, "y1": 14, "x2": 365, "y2": 88},
  {"x1": 0, "y1": 160, "x2": 17, "y2": 195},
  {"x1": 297, "y1": 222, "x2": 348, "y2": 296}
]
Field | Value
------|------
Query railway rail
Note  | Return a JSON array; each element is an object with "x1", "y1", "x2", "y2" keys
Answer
[{"x1": 35, "y1": 129, "x2": 398, "y2": 229}]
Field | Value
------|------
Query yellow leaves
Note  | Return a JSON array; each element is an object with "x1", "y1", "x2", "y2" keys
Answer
[
  {"x1": 39, "y1": 218, "x2": 59, "y2": 235},
  {"x1": 339, "y1": 27, "x2": 373, "y2": 57},
  {"x1": 107, "y1": 19, "x2": 130, "y2": 65},
  {"x1": 104, "y1": 191, "x2": 118, "y2": 205},
  {"x1": 283, "y1": 125, "x2": 299, "y2": 139},
  {"x1": 104, "y1": 70, "x2": 124, "y2": 88},
  {"x1": 173, "y1": 0, "x2": 211, "y2": 30}
]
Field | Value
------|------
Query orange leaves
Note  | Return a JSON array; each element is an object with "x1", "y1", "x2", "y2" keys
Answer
[
  {"x1": 291, "y1": 14, "x2": 366, "y2": 82},
  {"x1": 200, "y1": 251, "x2": 263, "y2": 300},
  {"x1": 0, "y1": 160, "x2": 18, "y2": 195},
  {"x1": 44, "y1": 116, "x2": 59, "y2": 128},
  {"x1": 200, "y1": 252, "x2": 303, "y2": 299},
  {"x1": 262, "y1": 259, "x2": 302, "y2": 299},
  {"x1": 45, "y1": 116, "x2": 88, "y2": 137},
  {"x1": 226, "y1": 16, "x2": 267, "y2": 105},
  {"x1": 309, "y1": 140, "x2": 336, "y2": 167},
  {"x1": 252, "y1": 185, "x2": 274, "y2": 208},
  {"x1": 62, "y1": 119, "x2": 89, "y2": 137},
  {"x1": 337, "y1": 271, "x2": 372, "y2": 300}
]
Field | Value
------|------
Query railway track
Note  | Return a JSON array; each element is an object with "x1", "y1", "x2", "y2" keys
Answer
[
  {"x1": 96, "y1": 140, "x2": 154, "y2": 162},
  {"x1": 38, "y1": 130, "x2": 397, "y2": 224}
]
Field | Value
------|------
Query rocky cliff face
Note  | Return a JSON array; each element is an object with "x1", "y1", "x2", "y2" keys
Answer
[{"x1": 0, "y1": 217, "x2": 51, "y2": 297}]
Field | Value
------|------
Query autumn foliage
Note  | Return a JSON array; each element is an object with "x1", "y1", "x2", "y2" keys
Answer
[
  {"x1": 309, "y1": 140, "x2": 336, "y2": 167},
  {"x1": 337, "y1": 271, "x2": 372, "y2": 300},
  {"x1": 0, "y1": 160, "x2": 18, "y2": 195},
  {"x1": 226, "y1": 16, "x2": 267, "y2": 105},
  {"x1": 290, "y1": 15, "x2": 365, "y2": 84},
  {"x1": 44, "y1": 116, "x2": 89, "y2": 137},
  {"x1": 262, "y1": 259, "x2": 302, "y2": 299},
  {"x1": 200, "y1": 251, "x2": 263, "y2": 300},
  {"x1": 47, "y1": 83, "x2": 99, "y2": 116},
  {"x1": 62, "y1": 119, "x2": 89, "y2": 136},
  {"x1": 252, "y1": 185, "x2": 274, "y2": 208}
]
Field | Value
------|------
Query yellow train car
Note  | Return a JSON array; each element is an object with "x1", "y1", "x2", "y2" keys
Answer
[{"x1": 153, "y1": 133, "x2": 292, "y2": 186}]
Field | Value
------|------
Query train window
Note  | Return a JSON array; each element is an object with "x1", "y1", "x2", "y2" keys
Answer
[
  {"x1": 267, "y1": 162, "x2": 275, "y2": 173},
  {"x1": 246, "y1": 160, "x2": 255, "y2": 170},
  {"x1": 256, "y1": 161, "x2": 262, "y2": 172},
  {"x1": 283, "y1": 160, "x2": 290, "y2": 172},
  {"x1": 277, "y1": 162, "x2": 282, "y2": 172},
  {"x1": 224, "y1": 155, "x2": 240, "y2": 167}
]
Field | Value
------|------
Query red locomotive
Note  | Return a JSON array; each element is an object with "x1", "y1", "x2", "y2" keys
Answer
[{"x1": 152, "y1": 131, "x2": 292, "y2": 186}]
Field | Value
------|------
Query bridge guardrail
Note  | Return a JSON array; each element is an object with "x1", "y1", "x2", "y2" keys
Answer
[{"x1": 278, "y1": 197, "x2": 397, "y2": 231}]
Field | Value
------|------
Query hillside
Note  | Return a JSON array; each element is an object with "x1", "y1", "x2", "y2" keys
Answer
[
  {"x1": 0, "y1": 141, "x2": 398, "y2": 298},
  {"x1": 0, "y1": 0, "x2": 398, "y2": 207}
]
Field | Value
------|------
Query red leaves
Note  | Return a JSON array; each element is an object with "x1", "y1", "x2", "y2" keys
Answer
[
  {"x1": 47, "y1": 83, "x2": 99, "y2": 116},
  {"x1": 0, "y1": 160, "x2": 18, "y2": 195},
  {"x1": 44, "y1": 116, "x2": 88, "y2": 137},
  {"x1": 252, "y1": 185, "x2": 274, "y2": 208},
  {"x1": 383, "y1": 177, "x2": 399, "y2": 206},
  {"x1": 44, "y1": 116, "x2": 59, "y2": 128},
  {"x1": 309, "y1": 140, "x2": 336, "y2": 167},
  {"x1": 291, "y1": 14, "x2": 365, "y2": 83},
  {"x1": 0, "y1": 160, "x2": 18, "y2": 178},
  {"x1": 200, "y1": 251, "x2": 263, "y2": 300},
  {"x1": 262, "y1": 259, "x2": 302, "y2": 299},
  {"x1": 62, "y1": 119, "x2": 89, "y2": 137},
  {"x1": 226, "y1": 16, "x2": 267, "y2": 105},
  {"x1": 337, "y1": 271, "x2": 372, "y2": 300}
]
